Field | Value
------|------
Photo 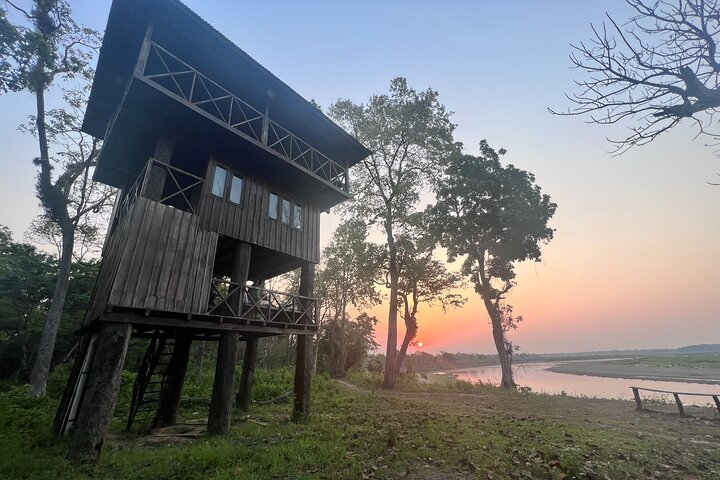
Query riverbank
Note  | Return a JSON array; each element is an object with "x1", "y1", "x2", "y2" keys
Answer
[
  {"x1": 548, "y1": 360, "x2": 720, "y2": 385},
  {"x1": 3, "y1": 372, "x2": 719, "y2": 479}
]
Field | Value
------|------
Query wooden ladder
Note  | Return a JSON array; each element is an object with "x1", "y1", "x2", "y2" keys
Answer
[{"x1": 126, "y1": 333, "x2": 176, "y2": 431}]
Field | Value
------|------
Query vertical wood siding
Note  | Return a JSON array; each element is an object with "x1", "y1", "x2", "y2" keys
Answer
[
  {"x1": 86, "y1": 197, "x2": 218, "y2": 322},
  {"x1": 198, "y1": 161, "x2": 320, "y2": 264}
]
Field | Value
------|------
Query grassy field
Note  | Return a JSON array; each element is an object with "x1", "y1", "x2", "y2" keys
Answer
[
  {"x1": 612, "y1": 353, "x2": 720, "y2": 369},
  {"x1": 1, "y1": 369, "x2": 719, "y2": 479}
]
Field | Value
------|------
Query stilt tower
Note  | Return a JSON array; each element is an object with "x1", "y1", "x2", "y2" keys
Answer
[{"x1": 54, "y1": 0, "x2": 369, "y2": 461}]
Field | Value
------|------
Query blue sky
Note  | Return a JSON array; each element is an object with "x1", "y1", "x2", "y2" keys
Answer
[{"x1": 0, "y1": 0, "x2": 718, "y2": 353}]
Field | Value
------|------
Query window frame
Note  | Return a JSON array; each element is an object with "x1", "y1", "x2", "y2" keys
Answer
[
  {"x1": 229, "y1": 174, "x2": 243, "y2": 204},
  {"x1": 281, "y1": 198, "x2": 292, "y2": 225},
  {"x1": 292, "y1": 202, "x2": 303, "y2": 229},
  {"x1": 211, "y1": 165, "x2": 228, "y2": 198},
  {"x1": 267, "y1": 193, "x2": 303, "y2": 230},
  {"x1": 268, "y1": 192, "x2": 279, "y2": 220}
]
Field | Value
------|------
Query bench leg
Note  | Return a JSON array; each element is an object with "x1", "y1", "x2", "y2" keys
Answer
[
  {"x1": 673, "y1": 393, "x2": 685, "y2": 416},
  {"x1": 713, "y1": 396, "x2": 720, "y2": 416},
  {"x1": 632, "y1": 388, "x2": 643, "y2": 410}
]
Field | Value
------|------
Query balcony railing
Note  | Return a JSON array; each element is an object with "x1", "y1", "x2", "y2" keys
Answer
[
  {"x1": 208, "y1": 278, "x2": 316, "y2": 328},
  {"x1": 112, "y1": 158, "x2": 204, "y2": 231},
  {"x1": 140, "y1": 41, "x2": 349, "y2": 192}
]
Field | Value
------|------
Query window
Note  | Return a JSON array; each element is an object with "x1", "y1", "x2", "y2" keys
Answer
[
  {"x1": 229, "y1": 175, "x2": 243, "y2": 204},
  {"x1": 281, "y1": 198, "x2": 292, "y2": 224},
  {"x1": 269, "y1": 193, "x2": 279, "y2": 219},
  {"x1": 293, "y1": 203, "x2": 303, "y2": 229},
  {"x1": 211, "y1": 165, "x2": 227, "y2": 197}
]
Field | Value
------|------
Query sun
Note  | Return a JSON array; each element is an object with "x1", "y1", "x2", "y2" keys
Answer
[{"x1": 417, "y1": 342, "x2": 423, "y2": 347}]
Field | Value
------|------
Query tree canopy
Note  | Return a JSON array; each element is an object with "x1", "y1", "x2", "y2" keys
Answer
[{"x1": 329, "y1": 77, "x2": 459, "y2": 388}]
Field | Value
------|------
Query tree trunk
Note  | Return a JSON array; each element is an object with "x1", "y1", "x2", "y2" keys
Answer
[
  {"x1": 482, "y1": 297, "x2": 515, "y2": 388},
  {"x1": 383, "y1": 216, "x2": 399, "y2": 388},
  {"x1": 29, "y1": 226, "x2": 74, "y2": 397},
  {"x1": 394, "y1": 315, "x2": 417, "y2": 377},
  {"x1": 67, "y1": 322, "x2": 131, "y2": 464}
]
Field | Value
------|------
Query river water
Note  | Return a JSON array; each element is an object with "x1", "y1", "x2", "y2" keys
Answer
[{"x1": 446, "y1": 361, "x2": 720, "y2": 406}]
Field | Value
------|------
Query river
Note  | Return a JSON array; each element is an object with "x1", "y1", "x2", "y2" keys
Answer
[{"x1": 445, "y1": 361, "x2": 720, "y2": 406}]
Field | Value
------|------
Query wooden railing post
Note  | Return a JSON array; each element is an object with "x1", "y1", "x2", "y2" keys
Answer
[
  {"x1": 673, "y1": 393, "x2": 685, "y2": 416},
  {"x1": 631, "y1": 387, "x2": 643, "y2": 411}
]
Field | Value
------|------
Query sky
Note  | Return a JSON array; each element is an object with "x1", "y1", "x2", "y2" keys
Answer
[{"x1": 0, "y1": 1, "x2": 718, "y2": 355}]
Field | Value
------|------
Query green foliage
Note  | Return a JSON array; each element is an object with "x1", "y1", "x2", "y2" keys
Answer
[
  {"x1": 329, "y1": 77, "x2": 460, "y2": 223},
  {"x1": 316, "y1": 219, "x2": 381, "y2": 375},
  {"x1": 428, "y1": 141, "x2": 557, "y2": 292},
  {"x1": 0, "y1": 225, "x2": 99, "y2": 382},
  {"x1": 0, "y1": 226, "x2": 55, "y2": 379},
  {"x1": 318, "y1": 313, "x2": 380, "y2": 375}
]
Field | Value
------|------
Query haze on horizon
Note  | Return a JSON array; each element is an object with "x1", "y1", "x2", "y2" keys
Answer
[{"x1": 0, "y1": 0, "x2": 717, "y2": 356}]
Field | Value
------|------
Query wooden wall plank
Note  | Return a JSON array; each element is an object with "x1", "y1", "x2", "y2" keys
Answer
[
  {"x1": 131, "y1": 203, "x2": 169, "y2": 308},
  {"x1": 155, "y1": 205, "x2": 183, "y2": 311},
  {"x1": 171, "y1": 212, "x2": 195, "y2": 311},
  {"x1": 118, "y1": 199, "x2": 156, "y2": 306}
]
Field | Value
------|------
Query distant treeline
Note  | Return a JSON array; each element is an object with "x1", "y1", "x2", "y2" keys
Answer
[{"x1": 380, "y1": 344, "x2": 720, "y2": 374}]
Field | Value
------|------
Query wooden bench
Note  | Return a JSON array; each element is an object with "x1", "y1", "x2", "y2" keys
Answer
[{"x1": 630, "y1": 386, "x2": 720, "y2": 416}]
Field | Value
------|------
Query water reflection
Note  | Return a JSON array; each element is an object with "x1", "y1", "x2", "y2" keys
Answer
[{"x1": 448, "y1": 361, "x2": 720, "y2": 406}]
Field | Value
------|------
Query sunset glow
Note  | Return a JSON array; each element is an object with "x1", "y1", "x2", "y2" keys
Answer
[{"x1": 1, "y1": 0, "x2": 718, "y2": 355}]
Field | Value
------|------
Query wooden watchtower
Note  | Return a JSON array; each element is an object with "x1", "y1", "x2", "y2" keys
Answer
[{"x1": 54, "y1": 0, "x2": 369, "y2": 461}]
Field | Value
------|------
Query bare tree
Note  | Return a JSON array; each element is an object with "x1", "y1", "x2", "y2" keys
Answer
[{"x1": 552, "y1": 0, "x2": 720, "y2": 154}]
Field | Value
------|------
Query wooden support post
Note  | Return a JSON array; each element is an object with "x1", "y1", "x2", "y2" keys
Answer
[
  {"x1": 261, "y1": 102, "x2": 270, "y2": 145},
  {"x1": 207, "y1": 331, "x2": 239, "y2": 435},
  {"x1": 155, "y1": 334, "x2": 192, "y2": 427},
  {"x1": 293, "y1": 263, "x2": 315, "y2": 420},
  {"x1": 631, "y1": 387, "x2": 643, "y2": 411},
  {"x1": 67, "y1": 322, "x2": 132, "y2": 464},
  {"x1": 236, "y1": 337, "x2": 258, "y2": 411},
  {"x1": 142, "y1": 133, "x2": 176, "y2": 201},
  {"x1": 229, "y1": 242, "x2": 252, "y2": 314},
  {"x1": 673, "y1": 393, "x2": 685, "y2": 416},
  {"x1": 207, "y1": 241, "x2": 251, "y2": 435}
]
